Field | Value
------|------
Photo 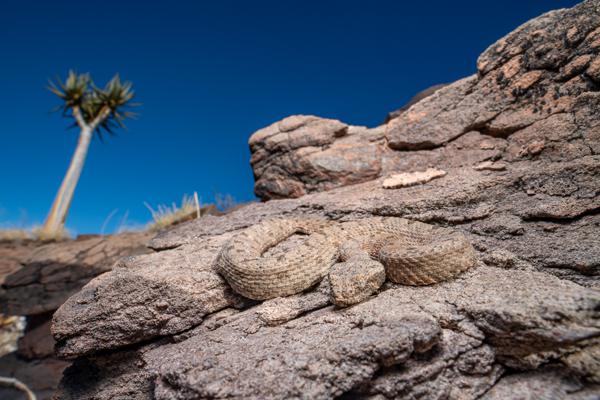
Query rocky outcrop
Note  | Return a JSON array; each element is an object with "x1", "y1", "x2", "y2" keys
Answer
[
  {"x1": 52, "y1": 1, "x2": 600, "y2": 399},
  {"x1": 250, "y1": 1, "x2": 600, "y2": 201},
  {"x1": 0, "y1": 232, "x2": 152, "y2": 316},
  {"x1": 383, "y1": 83, "x2": 448, "y2": 123},
  {"x1": 0, "y1": 240, "x2": 38, "y2": 290},
  {"x1": 249, "y1": 116, "x2": 380, "y2": 199},
  {"x1": 0, "y1": 232, "x2": 152, "y2": 400}
]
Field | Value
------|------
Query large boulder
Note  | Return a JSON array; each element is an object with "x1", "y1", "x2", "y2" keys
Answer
[
  {"x1": 249, "y1": 116, "x2": 383, "y2": 199},
  {"x1": 52, "y1": 1, "x2": 600, "y2": 399}
]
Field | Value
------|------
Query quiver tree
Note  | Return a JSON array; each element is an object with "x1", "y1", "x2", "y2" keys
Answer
[{"x1": 40, "y1": 71, "x2": 136, "y2": 238}]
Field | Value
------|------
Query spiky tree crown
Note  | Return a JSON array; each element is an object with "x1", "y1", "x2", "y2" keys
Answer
[{"x1": 48, "y1": 71, "x2": 137, "y2": 137}]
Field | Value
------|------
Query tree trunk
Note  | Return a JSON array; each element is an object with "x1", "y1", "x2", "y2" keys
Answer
[{"x1": 41, "y1": 128, "x2": 93, "y2": 237}]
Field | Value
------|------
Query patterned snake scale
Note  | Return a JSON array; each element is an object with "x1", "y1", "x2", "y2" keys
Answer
[{"x1": 215, "y1": 217, "x2": 477, "y2": 301}]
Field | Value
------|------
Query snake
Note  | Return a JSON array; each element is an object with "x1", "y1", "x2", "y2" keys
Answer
[{"x1": 215, "y1": 217, "x2": 477, "y2": 304}]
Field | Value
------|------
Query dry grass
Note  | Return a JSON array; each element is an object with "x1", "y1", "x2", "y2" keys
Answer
[
  {"x1": 0, "y1": 229, "x2": 31, "y2": 242},
  {"x1": 0, "y1": 314, "x2": 25, "y2": 357},
  {"x1": 215, "y1": 193, "x2": 237, "y2": 212},
  {"x1": 31, "y1": 226, "x2": 70, "y2": 242},
  {"x1": 0, "y1": 226, "x2": 70, "y2": 243},
  {"x1": 145, "y1": 193, "x2": 201, "y2": 232}
]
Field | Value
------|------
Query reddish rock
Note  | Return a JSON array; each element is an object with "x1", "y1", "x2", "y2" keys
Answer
[
  {"x1": 383, "y1": 83, "x2": 448, "y2": 123},
  {"x1": 250, "y1": 116, "x2": 374, "y2": 199}
]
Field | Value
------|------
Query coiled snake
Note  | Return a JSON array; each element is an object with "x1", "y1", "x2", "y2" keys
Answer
[{"x1": 215, "y1": 217, "x2": 476, "y2": 306}]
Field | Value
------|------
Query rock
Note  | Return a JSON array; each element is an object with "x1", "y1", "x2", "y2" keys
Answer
[
  {"x1": 152, "y1": 292, "x2": 442, "y2": 400},
  {"x1": 474, "y1": 160, "x2": 507, "y2": 171},
  {"x1": 0, "y1": 231, "x2": 152, "y2": 316},
  {"x1": 383, "y1": 83, "x2": 448, "y2": 123},
  {"x1": 54, "y1": 346, "x2": 158, "y2": 400},
  {"x1": 17, "y1": 313, "x2": 56, "y2": 360},
  {"x1": 52, "y1": 1, "x2": 600, "y2": 399},
  {"x1": 358, "y1": 330, "x2": 503, "y2": 399},
  {"x1": 53, "y1": 156, "x2": 600, "y2": 359},
  {"x1": 587, "y1": 56, "x2": 600, "y2": 81},
  {"x1": 51, "y1": 234, "x2": 246, "y2": 359},
  {"x1": 250, "y1": 115, "x2": 381, "y2": 199},
  {"x1": 53, "y1": 266, "x2": 600, "y2": 399},
  {"x1": 255, "y1": 280, "x2": 330, "y2": 326},
  {"x1": 382, "y1": 168, "x2": 447, "y2": 189},
  {"x1": 0, "y1": 240, "x2": 38, "y2": 288},
  {"x1": 0, "y1": 232, "x2": 154, "y2": 400},
  {"x1": 249, "y1": 0, "x2": 600, "y2": 201},
  {"x1": 481, "y1": 368, "x2": 594, "y2": 400}
]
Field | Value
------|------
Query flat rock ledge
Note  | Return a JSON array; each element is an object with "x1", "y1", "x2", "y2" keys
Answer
[
  {"x1": 53, "y1": 1, "x2": 600, "y2": 399},
  {"x1": 55, "y1": 266, "x2": 600, "y2": 399}
]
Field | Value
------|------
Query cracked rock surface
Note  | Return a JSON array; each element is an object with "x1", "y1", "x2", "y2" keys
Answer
[{"x1": 54, "y1": 1, "x2": 600, "y2": 399}]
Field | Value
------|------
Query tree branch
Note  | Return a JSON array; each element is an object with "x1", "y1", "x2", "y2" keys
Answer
[
  {"x1": 89, "y1": 106, "x2": 112, "y2": 131},
  {"x1": 72, "y1": 106, "x2": 88, "y2": 130},
  {"x1": 0, "y1": 376, "x2": 37, "y2": 400}
]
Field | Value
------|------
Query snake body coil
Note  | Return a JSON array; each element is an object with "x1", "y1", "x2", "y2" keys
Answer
[{"x1": 215, "y1": 217, "x2": 476, "y2": 301}]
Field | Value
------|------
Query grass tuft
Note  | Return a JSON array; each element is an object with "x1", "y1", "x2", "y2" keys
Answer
[
  {"x1": 0, "y1": 229, "x2": 31, "y2": 242},
  {"x1": 31, "y1": 226, "x2": 70, "y2": 242},
  {"x1": 215, "y1": 193, "x2": 237, "y2": 212},
  {"x1": 145, "y1": 193, "x2": 201, "y2": 232}
]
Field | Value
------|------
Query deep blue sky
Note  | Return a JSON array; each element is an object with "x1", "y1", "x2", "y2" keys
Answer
[{"x1": 0, "y1": 0, "x2": 580, "y2": 234}]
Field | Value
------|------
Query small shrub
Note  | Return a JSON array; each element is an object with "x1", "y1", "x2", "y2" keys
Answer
[
  {"x1": 0, "y1": 229, "x2": 31, "y2": 242},
  {"x1": 215, "y1": 193, "x2": 237, "y2": 212},
  {"x1": 31, "y1": 226, "x2": 70, "y2": 242}
]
